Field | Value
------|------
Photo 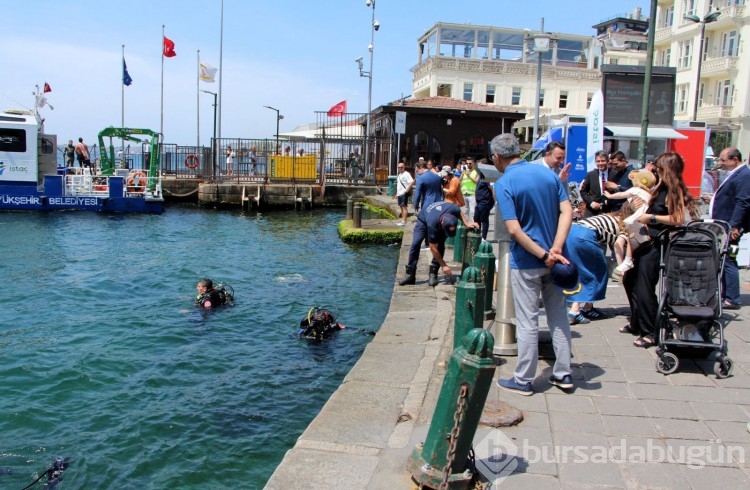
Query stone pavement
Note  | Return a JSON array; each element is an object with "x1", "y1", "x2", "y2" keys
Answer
[{"x1": 266, "y1": 196, "x2": 750, "y2": 489}]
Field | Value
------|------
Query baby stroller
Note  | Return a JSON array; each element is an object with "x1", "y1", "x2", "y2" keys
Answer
[{"x1": 654, "y1": 219, "x2": 733, "y2": 378}]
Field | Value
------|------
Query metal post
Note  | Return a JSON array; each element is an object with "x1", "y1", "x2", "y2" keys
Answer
[
  {"x1": 532, "y1": 18, "x2": 544, "y2": 142},
  {"x1": 365, "y1": 0, "x2": 376, "y2": 179},
  {"x1": 201, "y1": 90, "x2": 217, "y2": 181},
  {"x1": 474, "y1": 241, "x2": 497, "y2": 320},
  {"x1": 407, "y1": 329, "x2": 496, "y2": 489},
  {"x1": 353, "y1": 203, "x2": 362, "y2": 228},
  {"x1": 493, "y1": 202, "x2": 517, "y2": 356},
  {"x1": 638, "y1": 0, "x2": 658, "y2": 166},
  {"x1": 453, "y1": 267, "x2": 485, "y2": 348}
]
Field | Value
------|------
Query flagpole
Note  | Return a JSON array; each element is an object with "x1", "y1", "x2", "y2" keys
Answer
[
  {"x1": 161, "y1": 24, "x2": 165, "y2": 138},
  {"x1": 122, "y1": 44, "x2": 126, "y2": 167},
  {"x1": 197, "y1": 49, "x2": 200, "y2": 150},
  {"x1": 218, "y1": 0, "x2": 224, "y2": 147}
]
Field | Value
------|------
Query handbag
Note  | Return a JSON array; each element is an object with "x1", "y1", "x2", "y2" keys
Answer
[{"x1": 626, "y1": 222, "x2": 651, "y2": 251}]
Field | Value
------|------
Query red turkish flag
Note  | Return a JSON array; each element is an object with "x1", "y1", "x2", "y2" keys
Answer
[
  {"x1": 327, "y1": 100, "x2": 347, "y2": 117},
  {"x1": 43, "y1": 82, "x2": 52, "y2": 93},
  {"x1": 163, "y1": 36, "x2": 177, "y2": 58}
]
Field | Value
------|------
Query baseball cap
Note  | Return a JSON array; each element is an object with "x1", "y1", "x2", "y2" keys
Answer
[
  {"x1": 550, "y1": 262, "x2": 580, "y2": 292},
  {"x1": 441, "y1": 214, "x2": 458, "y2": 236},
  {"x1": 439, "y1": 165, "x2": 453, "y2": 177}
]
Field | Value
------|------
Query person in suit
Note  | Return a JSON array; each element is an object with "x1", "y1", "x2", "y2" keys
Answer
[
  {"x1": 603, "y1": 151, "x2": 634, "y2": 212},
  {"x1": 710, "y1": 147, "x2": 750, "y2": 309},
  {"x1": 579, "y1": 150, "x2": 613, "y2": 218}
]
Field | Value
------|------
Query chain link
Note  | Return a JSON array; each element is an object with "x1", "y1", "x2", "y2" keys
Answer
[{"x1": 439, "y1": 384, "x2": 469, "y2": 490}]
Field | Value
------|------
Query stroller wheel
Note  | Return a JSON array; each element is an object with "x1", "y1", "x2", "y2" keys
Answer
[
  {"x1": 714, "y1": 357, "x2": 734, "y2": 379},
  {"x1": 655, "y1": 352, "x2": 679, "y2": 375}
]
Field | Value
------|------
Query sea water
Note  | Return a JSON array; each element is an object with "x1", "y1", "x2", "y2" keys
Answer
[{"x1": 0, "y1": 206, "x2": 399, "y2": 489}]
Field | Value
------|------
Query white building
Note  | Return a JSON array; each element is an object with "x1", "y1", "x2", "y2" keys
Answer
[
  {"x1": 654, "y1": 0, "x2": 748, "y2": 151},
  {"x1": 411, "y1": 3, "x2": 748, "y2": 151}
]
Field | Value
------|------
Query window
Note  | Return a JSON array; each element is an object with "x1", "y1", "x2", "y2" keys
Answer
[
  {"x1": 720, "y1": 31, "x2": 738, "y2": 57},
  {"x1": 511, "y1": 86, "x2": 521, "y2": 105},
  {"x1": 558, "y1": 90, "x2": 568, "y2": 109},
  {"x1": 539, "y1": 89, "x2": 545, "y2": 107},
  {"x1": 659, "y1": 48, "x2": 672, "y2": 66},
  {"x1": 463, "y1": 83, "x2": 473, "y2": 102},
  {"x1": 662, "y1": 6, "x2": 674, "y2": 28},
  {"x1": 586, "y1": 92, "x2": 593, "y2": 109},
  {"x1": 678, "y1": 40, "x2": 692, "y2": 69},
  {"x1": 698, "y1": 82, "x2": 705, "y2": 108},
  {"x1": 703, "y1": 36, "x2": 710, "y2": 61},
  {"x1": 492, "y1": 32, "x2": 525, "y2": 61},
  {"x1": 715, "y1": 80, "x2": 734, "y2": 106},
  {"x1": 676, "y1": 84, "x2": 689, "y2": 113},
  {"x1": 486, "y1": 85, "x2": 496, "y2": 104},
  {"x1": 0, "y1": 128, "x2": 27, "y2": 152},
  {"x1": 437, "y1": 83, "x2": 452, "y2": 97},
  {"x1": 682, "y1": 0, "x2": 696, "y2": 18}
]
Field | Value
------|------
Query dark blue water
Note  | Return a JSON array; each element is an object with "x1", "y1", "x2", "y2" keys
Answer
[{"x1": 0, "y1": 206, "x2": 398, "y2": 489}]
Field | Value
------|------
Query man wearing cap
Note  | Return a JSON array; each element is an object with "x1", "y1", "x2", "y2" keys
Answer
[
  {"x1": 460, "y1": 157, "x2": 479, "y2": 219},
  {"x1": 491, "y1": 133, "x2": 575, "y2": 396},
  {"x1": 440, "y1": 165, "x2": 465, "y2": 207},
  {"x1": 399, "y1": 200, "x2": 478, "y2": 287}
]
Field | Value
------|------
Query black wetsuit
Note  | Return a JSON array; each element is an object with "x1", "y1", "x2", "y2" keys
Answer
[{"x1": 196, "y1": 288, "x2": 226, "y2": 308}]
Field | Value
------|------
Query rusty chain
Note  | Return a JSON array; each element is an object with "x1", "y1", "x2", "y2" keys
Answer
[{"x1": 438, "y1": 383, "x2": 469, "y2": 490}]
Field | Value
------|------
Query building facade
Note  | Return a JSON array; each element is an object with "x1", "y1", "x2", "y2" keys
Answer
[
  {"x1": 654, "y1": 0, "x2": 748, "y2": 150},
  {"x1": 411, "y1": 3, "x2": 748, "y2": 151}
]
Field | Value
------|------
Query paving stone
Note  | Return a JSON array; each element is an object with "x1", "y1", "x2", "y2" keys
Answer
[
  {"x1": 662, "y1": 438, "x2": 742, "y2": 468},
  {"x1": 651, "y1": 417, "x2": 715, "y2": 440},
  {"x1": 575, "y1": 381, "x2": 633, "y2": 398},
  {"x1": 600, "y1": 414, "x2": 659, "y2": 438},
  {"x1": 676, "y1": 460, "x2": 750, "y2": 488},
  {"x1": 582, "y1": 366, "x2": 626, "y2": 383},
  {"x1": 619, "y1": 461, "x2": 692, "y2": 489},
  {"x1": 621, "y1": 368, "x2": 672, "y2": 385},
  {"x1": 554, "y1": 433, "x2": 625, "y2": 487},
  {"x1": 689, "y1": 401, "x2": 750, "y2": 422},
  {"x1": 484, "y1": 471, "x2": 561, "y2": 489},
  {"x1": 594, "y1": 397, "x2": 648, "y2": 417},
  {"x1": 605, "y1": 436, "x2": 668, "y2": 463},
  {"x1": 575, "y1": 343, "x2": 615, "y2": 357},
  {"x1": 577, "y1": 356, "x2": 622, "y2": 369},
  {"x1": 265, "y1": 447, "x2": 378, "y2": 490},
  {"x1": 642, "y1": 399, "x2": 700, "y2": 420},
  {"x1": 546, "y1": 393, "x2": 596, "y2": 414},
  {"x1": 549, "y1": 411, "x2": 604, "y2": 435},
  {"x1": 703, "y1": 420, "x2": 750, "y2": 444}
]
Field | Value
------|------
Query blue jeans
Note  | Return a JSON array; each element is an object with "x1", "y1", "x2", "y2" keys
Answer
[
  {"x1": 407, "y1": 219, "x2": 444, "y2": 269},
  {"x1": 722, "y1": 247, "x2": 741, "y2": 305}
]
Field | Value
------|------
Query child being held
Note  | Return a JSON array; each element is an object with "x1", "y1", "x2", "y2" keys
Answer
[{"x1": 604, "y1": 170, "x2": 657, "y2": 278}]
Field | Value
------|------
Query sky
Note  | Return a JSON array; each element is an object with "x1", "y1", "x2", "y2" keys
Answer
[{"x1": 1, "y1": 0, "x2": 651, "y2": 147}]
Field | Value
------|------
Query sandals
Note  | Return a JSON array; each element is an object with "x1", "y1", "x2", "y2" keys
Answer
[
  {"x1": 633, "y1": 336, "x2": 655, "y2": 348},
  {"x1": 619, "y1": 325, "x2": 634, "y2": 334}
]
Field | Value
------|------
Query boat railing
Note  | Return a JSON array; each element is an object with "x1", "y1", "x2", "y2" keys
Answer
[{"x1": 64, "y1": 171, "x2": 162, "y2": 198}]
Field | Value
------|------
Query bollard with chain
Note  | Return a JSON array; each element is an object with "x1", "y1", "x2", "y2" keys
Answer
[
  {"x1": 473, "y1": 241, "x2": 496, "y2": 320},
  {"x1": 461, "y1": 228, "x2": 482, "y2": 275},
  {"x1": 406, "y1": 329, "x2": 496, "y2": 490},
  {"x1": 452, "y1": 221, "x2": 466, "y2": 263},
  {"x1": 453, "y1": 267, "x2": 485, "y2": 348}
]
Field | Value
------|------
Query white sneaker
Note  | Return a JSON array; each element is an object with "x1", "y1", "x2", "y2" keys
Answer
[
  {"x1": 614, "y1": 257, "x2": 634, "y2": 275},
  {"x1": 396, "y1": 221, "x2": 405, "y2": 227}
]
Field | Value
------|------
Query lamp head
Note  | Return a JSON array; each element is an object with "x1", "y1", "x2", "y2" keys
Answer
[
  {"x1": 355, "y1": 56, "x2": 363, "y2": 63},
  {"x1": 705, "y1": 11, "x2": 721, "y2": 22},
  {"x1": 366, "y1": 0, "x2": 373, "y2": 6},
  {"x1": 373, "y1": 20, "x2": 380, "y2": 31},
  {"x1": 368, "y1": 43, "x2": 374, "y2": 52},
  {"x1": 683, "y1": 14, "x2": 701, "y2": 23},
  {"x1": 278, "y1": 115, "x2": 284, "y2": 120}
]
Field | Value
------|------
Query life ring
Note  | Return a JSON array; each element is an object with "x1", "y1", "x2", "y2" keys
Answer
[
  {"x1": 127, "y1": 171, "x2": 147, "y2": 193},
  {"x1": 185, "y1": 153, "x2": 200, "y2": 169}
]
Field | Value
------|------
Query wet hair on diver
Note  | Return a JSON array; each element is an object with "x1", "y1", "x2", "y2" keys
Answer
[{"x1": 198, "y1": 278, "x2": 213, "y2": 289}]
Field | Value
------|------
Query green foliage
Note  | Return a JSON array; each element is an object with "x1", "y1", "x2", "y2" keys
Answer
[
  {"x1": 337, "y1": 219, "x2": 403, "y2": 244},
  {"x1": 361, "y1": 202, "x2": 397, "y2": 219}
]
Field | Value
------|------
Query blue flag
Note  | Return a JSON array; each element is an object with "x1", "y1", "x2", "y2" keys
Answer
[{"x1": 123, "y1": 58, "x2": 133, "y2": 86}]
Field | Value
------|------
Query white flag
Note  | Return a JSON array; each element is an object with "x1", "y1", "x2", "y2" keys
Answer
[
  {"x1": 36, "y1": 94, "x2": 47, "y2": 108},
  {"x1": 586, "y1": 90, "x2": 604, "y2": 172},
  {"x1": 199, "y1": 61, "x2": 217, "y2": 83}
]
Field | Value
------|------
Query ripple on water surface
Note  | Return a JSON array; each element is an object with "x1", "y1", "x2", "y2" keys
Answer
[{"x1": 0, "y1": 206, "x2": 398, "y2": 489}]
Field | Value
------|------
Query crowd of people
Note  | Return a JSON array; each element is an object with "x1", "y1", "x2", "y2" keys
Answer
[{"x1": 395, "y1": 135, "x2": 749, "y2": 396}]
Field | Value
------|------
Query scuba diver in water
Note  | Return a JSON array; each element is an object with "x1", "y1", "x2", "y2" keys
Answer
[
  {"x1": 298, "y1": 306, "x2": 345, "y2": 341},
  {"x1": 195, "y1": 278, "x2": 234, "y2": 309}
]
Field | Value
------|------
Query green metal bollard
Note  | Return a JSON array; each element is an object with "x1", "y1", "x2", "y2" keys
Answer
[
  {"x1": 453, "y1": 267, "x2": 485, "y2": 348},
  {"x1": 461, "y1": 229, "x2": 482, "y2": 275},
  {"x1": 473, "y1": 241, "x2": 497, "y2": 320},
  {"x1": 452, "y1": 221, "x2": 466, "y2": 263},
  {"x1": 445, "y1": 233, "x2": 455, "y2": 248},
  {"x1": 407, "y1": 329, "x2": 496, "y2": 489}
]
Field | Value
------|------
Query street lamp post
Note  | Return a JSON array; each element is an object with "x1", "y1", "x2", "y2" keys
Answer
[
  {"x1": 528, "y1": 18, "x2": 549, "y2": 142},
  {"x1": 358, "y1": 0, "x2": 379, "y2": 177},
  {"x1": 200, "y1": 89, "x2": 217, "y2": 181},
  {"x1": 263, "y1": 105, "x2": 284, "y2": 157},
  {"x1": 685, "y1": 10, "x2": 721, "y2": 121}
]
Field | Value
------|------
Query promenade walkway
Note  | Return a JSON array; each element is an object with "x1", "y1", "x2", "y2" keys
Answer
[{"x1": 266, "y1": 196, "x2": 750, "y2": 489}]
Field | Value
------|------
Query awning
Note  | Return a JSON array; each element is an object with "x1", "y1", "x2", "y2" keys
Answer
[
  {"x1": 278, "y1": 125, "x2": 363, "y2": 140},
  {"x1": 604, "y1": 125, "x2": 687, "y2": 140}
]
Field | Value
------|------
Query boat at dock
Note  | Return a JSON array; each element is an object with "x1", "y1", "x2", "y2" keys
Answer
[{"x1": 0, "y1": 109, "x2": 164, "y2": 213}]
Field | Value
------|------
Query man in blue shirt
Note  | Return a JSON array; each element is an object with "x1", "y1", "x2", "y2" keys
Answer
[
  {"x1": 492, "y1": 133, "x2": 574, "y2": 396},
  {"x1": 399, "y1": 201, "x2": 478, "y2": 287},
  {"x1": 412, "y1": 161, "x2": 443, "y2": 215}
]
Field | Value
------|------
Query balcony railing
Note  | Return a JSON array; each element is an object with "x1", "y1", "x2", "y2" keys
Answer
[
  {"x1": 701, "y1": 56, "x2": 739, "y2": 76},
  {"x1": 412, "y1": 56, "x2": 602, "y2": 82},
  {"x1": 654, "y1": 26, "x2": 672, "y2": 44},
  {"x1": 696, "y1": 105, "x2": 734, "y2": 120}
]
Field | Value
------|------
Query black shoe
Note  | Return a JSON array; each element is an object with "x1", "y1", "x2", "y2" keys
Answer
[
  {"x1": 549, "y1": 375, "x2": 574, "y2": 390},
  {"x1": 723, "y1": 300, "x2": 741, "y2": 310},
  {"x1": 581, "y1": 307, "x2": 607, "y2": 320}
]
